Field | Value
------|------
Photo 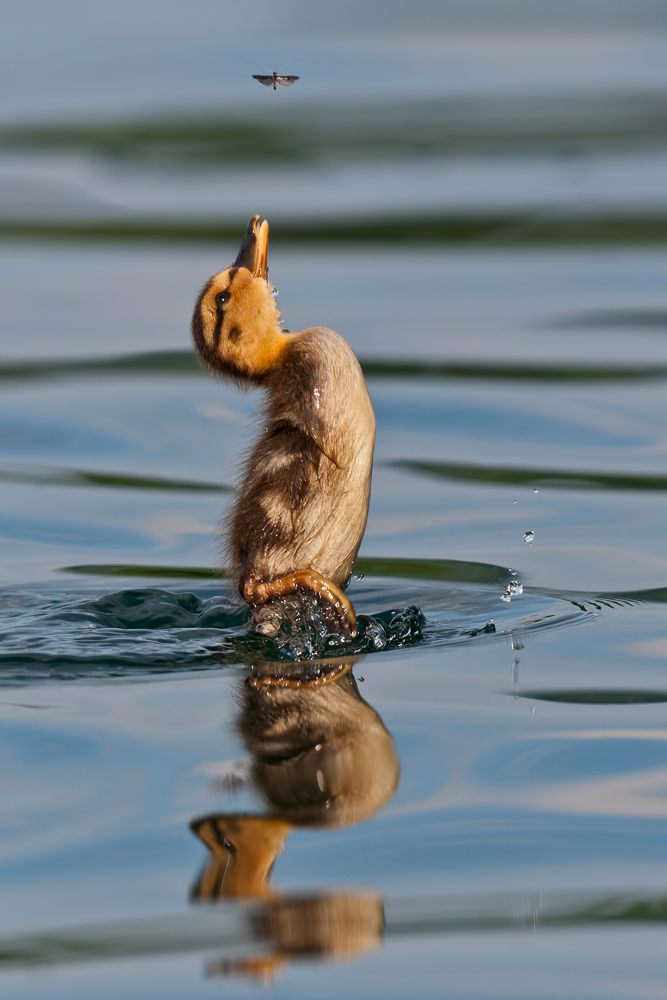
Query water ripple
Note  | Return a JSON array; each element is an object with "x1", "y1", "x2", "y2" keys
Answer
[{"x1": 0, "y1": 579, "x2": 588, "y2": 685}]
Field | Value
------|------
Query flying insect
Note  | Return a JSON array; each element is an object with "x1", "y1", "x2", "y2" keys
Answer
[{"x1": 253, "y1": 72, "x2": 299, "y2": 90}]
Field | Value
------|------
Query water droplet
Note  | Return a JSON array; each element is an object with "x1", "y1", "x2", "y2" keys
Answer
[
  {"x1": 501, "y1": 579, "x2": 523, "y2": 602},
  {"x1": 533, "y1": 488, "x2": 539, "y2": 494},
  {"x1": 315, "y1": 744, "x2": 322, "y2": 751},
  {"x1": 523, "y1": 530, "x2": 535, "y2": 544},
  {"x1": 358, "y1": 676, "x2": 365, "y2": 682},
  {"x1": 354, "y1": 573, "x2": 365, "y2": 581},
  {"x1": 532, "y1": 706, "x2": 536, "y2": 714},
  {"x1": 513, "y1": 500, "x2": 517, "y2": 504},
  {"x1": 316, "y1": 769, "x2": 325, "y2": 791}
]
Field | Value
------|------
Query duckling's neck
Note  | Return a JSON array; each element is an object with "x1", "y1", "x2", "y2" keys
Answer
[
  {"x1": 252, "y1": 326, "x2": 289, "y2": 381},
  {"x1": 233, "y1": 324, "x2": 290, "y2": 385}
]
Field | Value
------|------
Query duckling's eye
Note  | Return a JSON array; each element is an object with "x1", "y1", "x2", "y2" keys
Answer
[{"x1": 215, "y1": 290, "x2": 230, "y2": 307}]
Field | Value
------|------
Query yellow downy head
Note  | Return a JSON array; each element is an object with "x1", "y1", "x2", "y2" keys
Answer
[{"x1": 191, "y1": 216, "x2": 286, "y2": 381}]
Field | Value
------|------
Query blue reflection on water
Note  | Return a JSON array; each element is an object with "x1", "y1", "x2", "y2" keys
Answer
[
  {"x1": 476, "y1": 738, "x2": 667, "y2": 785},
  {"x1": 373, "y1": 391, "x2": 644, "y2": 446}
]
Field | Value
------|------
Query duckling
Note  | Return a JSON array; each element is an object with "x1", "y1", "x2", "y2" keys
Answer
[
  {"x1": 188, "y1": 659, "x2": 396, "y2": 980},
  {"x1": 191, "y1": 216, "x2": 375, "y2": 634},
  {"x1": 190, "y1": 658, "x2": 398, "y2": 898}
]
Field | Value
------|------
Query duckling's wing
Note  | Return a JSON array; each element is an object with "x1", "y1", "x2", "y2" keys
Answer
[
  {"x1": 276, "y1": 76, "x2": 299, "y2": 86},
  {"x1": 252, "y1": 75, "x2": 274, "y2": 86}
]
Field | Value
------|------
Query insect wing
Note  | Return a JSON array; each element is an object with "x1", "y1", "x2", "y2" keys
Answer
[
  {"x1": 252, "y1": 75, "x2": 274, "y2": 87},
  {"x1": 276, "y1": 76, "x2": 299, "y2": 87}
]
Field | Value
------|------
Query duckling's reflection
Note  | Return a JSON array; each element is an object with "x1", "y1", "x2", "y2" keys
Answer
[{"x1": 189, "y1": 658, "x2": 399, "y2": 981}]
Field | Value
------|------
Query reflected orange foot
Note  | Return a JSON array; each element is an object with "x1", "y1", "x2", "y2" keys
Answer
[
  {"x1": 243, "y1": 570, "x2": 357, "y2": 636},
  {"x1": 248, "y1": 659, "x2": 354, "y2": 690}
]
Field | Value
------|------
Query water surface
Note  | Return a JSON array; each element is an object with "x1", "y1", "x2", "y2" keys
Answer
[{"x1": 3, "y1": 13, "x2": 667, "y2": 999}]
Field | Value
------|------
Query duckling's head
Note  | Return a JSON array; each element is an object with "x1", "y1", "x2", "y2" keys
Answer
[{"x1": 192, "y1": 215, "x2": 285, "y2": 383}]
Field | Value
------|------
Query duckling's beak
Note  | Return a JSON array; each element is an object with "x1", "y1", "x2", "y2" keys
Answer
[{"x1": 234, "y1": 215, "x2": 269, "y2": 279}]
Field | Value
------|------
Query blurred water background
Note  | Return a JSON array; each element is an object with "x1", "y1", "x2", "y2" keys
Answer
[{"x1": 3, "y1": 1, "x2": 667, "y2": 997}]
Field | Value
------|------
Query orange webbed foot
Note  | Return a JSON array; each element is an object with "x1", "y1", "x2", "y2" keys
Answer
[{"x1": 243, "y1": 570, "x2": 357, "y2": 636}]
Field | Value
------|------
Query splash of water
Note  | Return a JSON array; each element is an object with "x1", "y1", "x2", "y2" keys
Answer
[
  {"x1": 501, "y1": 580, "x2": 524, "y2": 603},
  {"x1": 250, "y1": 592, "x2": 426, "y2": 660}
]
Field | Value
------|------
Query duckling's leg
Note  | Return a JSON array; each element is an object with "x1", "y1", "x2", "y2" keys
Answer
[{"x1": 243, "y1": 571, "x2": 356, "y2": 635}]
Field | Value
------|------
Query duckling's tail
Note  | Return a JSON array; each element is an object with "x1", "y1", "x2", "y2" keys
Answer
[{"x1": 244, "y1": 570, "x2": 357, "y2": 636}]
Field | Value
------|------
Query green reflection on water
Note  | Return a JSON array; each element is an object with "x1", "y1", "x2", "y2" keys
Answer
[
  {"x1": 515, "y1": 689, "x2": 667, "y2": 704},
  {"x1": 1, "y1": 350, "x2": 664, "y2": 384},
  {"x1": 546, "y1": 309, "x2": 667, "y2": 331},
  {"x1": 392, "y1": 460, "x2": 667, "y2": 493},
  {"x1": 355, "y1": 556, "x2": 511, "y2": 585},
  {"x1": 61, "y1": 564, "x2": 226, "y2": 579},
  {"x1": 3, "y1": 887, "x2": 667, "y2": 970},
  {"x1": 0, "y1": 463, "x2": 229, "y2": 492},
  {"x1": 2, "y1": 93, "x2": 667, "y2": 163},
  {"x1": 0, "y1": 350, "x2": 201, "y2": 382},
  {"x1": 4, "y1": 214, "x2": 667, "y2": 246},
  {"x1": 59, "y1": 557, "x2": 513, "y2": 585},
  {"x1": 362, "y1": 359, "x2": 667, "y2": 381}
]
